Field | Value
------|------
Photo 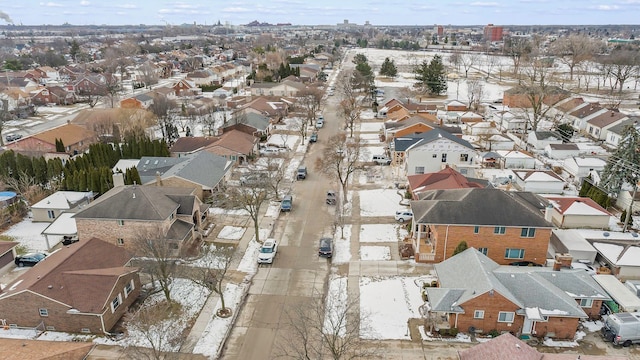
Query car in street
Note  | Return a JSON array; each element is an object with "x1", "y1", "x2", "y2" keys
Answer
[
  {"x1": 394, "y1": 210, "x2": 413, "y2": 223},
  {"x1": 257, "y1": 239, "x2": 278, "y2": 264},
  {"x1": 296, "y1": 166, "x2": 307, "y2": 180},
  {"x1": 5, "y1": 133, "x2": 22, "y2": 142},
  {"x1": 15, "y1": 252, "x2": 47, "y2": 267},
  {"x1": 280, "y1": 195, "x2": 292, "y2": 212},
  {"x1": 509, "y1": 261, "x2": 543, "y2": 267},
  {"x1": 309, "y1": 132, "x2": 318, "y2": 143},
  {"x1": 316, "y1": 119, "x2": 324, "y2": 129},
  {"x1": 318, "y1": 237, "x2": 333, "y2": 258}
]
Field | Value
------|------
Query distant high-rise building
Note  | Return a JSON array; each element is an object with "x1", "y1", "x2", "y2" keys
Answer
[
  {"x1": 484, "y1": 24, "x2": 504, "y2": 42},
  {"x1": 434, "y1": 25, "x2": 444, "y2": 37}
]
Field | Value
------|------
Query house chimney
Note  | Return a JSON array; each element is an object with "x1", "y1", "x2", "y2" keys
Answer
[
  {"x1": 112, "y1": 172, "x2": 125, "y2": 187},
  {"x1": 155, "y1": 171, "x2": 163, "y2": 186},
  {"x1": 544, "y1": 203, "x2": 554, "y2": 223}
]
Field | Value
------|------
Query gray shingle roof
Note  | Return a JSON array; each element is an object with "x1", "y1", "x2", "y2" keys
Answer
[
  {"x1": 243, "y1": 112, "x2": 270, "y2": 131},
  {"x1": 73, "y1": 186, "x2": 195, "y2": 221},
  {"x1": 160, "y1": 152, "x2": 231, "y2": 189},
  {"x1": 411, "y1": 188, "x2": 551, "y2": 227},
  {"x1": 394, "y1": 128, "x2": 472, "y2": 152}
]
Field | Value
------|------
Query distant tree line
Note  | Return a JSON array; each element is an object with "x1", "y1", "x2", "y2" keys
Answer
[{"x1": 0, "y1": 135, "x2": 168, "y2": 196}]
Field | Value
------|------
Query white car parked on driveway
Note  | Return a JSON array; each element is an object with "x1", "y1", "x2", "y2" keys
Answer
[
  {"x1": 395, "y1": 210, "x2": 413, "y2": 223},
  {"x1": 257, "y1": 239, "x2": 278, "y2": 264}
]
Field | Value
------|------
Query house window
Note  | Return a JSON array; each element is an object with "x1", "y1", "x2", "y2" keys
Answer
[
  {"x1": 460, "y1": 154, "x2": 469, "y2": 162},
  {"x1": 441, "y1": 153, "x2": 447, "y2": 162},
  {"x1": 39, "y1": 308, "x2": 49, "y2": 317},
  {"x1": 81, "y1": 328, "x2": 91, "y2": 333},
  {"x1": 504, "y1": 248, "x2": 525, "y2": 259},
  {"x1": 117, "y1": 219, "x2": 124, "y2": 226},
  {"x1": 415, "y1": 166, "x2": 425, "y2": 175},
  {"x1": 520, "y1": 228, "x2": 536, "y2": 237},
  {"x1": 474, "y1": 310, "x2": 485, "y2": 319},
  {"x1": 47, "y1": 210, "x2": 55, "y2": 219},
  {"x1": 498, "y1": 311, "x2": 515, "y2": 323},
  {"x1": 580, "y1": 298, "x2": 593, "y2": 308},
  {"x1": 478, "y1": 247, "x2": 488, "y2": 255},
  {"x1": 494, "y1": 226, "x2": 506, "y2": 234},
  {"x1": 116, "y1": 238, "x2": 124, "y2": 246},
  {"x1": 474, "y1": 226, "x2": 480, "y2": 234},
  {"x1": 124, "y1": 279, "x2": 135, "y2": 298},
  {"x1": 111, "y1": 294, "x2": 122, "y2": 313}
]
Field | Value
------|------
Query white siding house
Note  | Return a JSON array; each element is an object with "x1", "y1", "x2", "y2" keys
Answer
[{"x1": 405, "y1": 130, "x2": 476, "y2": 175}]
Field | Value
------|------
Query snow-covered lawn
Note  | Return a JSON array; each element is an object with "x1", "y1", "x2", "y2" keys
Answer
[
  {"x1": 332, "y1": 225, "x2": 352, "y2": 265},
  {"x1": 418, "y1": 326, "x2": 472, "y2": 343},
  {"x1": 359, "y1": 224, "x2": 407, "y2": 243},
  {"x1": 359, "y1": 132, "x2": 380, "y2": 140},
  {"x1": 267, "y1": 134, "x2": 299, "y2": 150},
  {"x1": 359, "y1": 145, "x2": 383, "y2": 162},
  {"x1": 360, "y1": 246, "x2": 391, "y2": 261},
  {"x1": 264, "y1": 201, "x2": 282, "y2": 218},
  {"x1": 237, "y1": 238, "x2": 263, "y2": 275},
  {"x1": 358, "y1": 122, "x2": 384, "y2": 133},
  {"x1": 217, "y1": 226, "x2": 246, "y2": 240},
  {"x1": 2, "y1": 218, "x2": 55, "y2": 252},
  {"x1": 324, "y1": 276, "x2": 348, "y2": 336},
  {"x1": 359, "y1": 276, "x2": 423, "y2": 339},
  {"x1": 209, "y1": 207, "x2": 249, "y2": 216},
  {"x1": 359, "y1": 189, "x2": 403, "y2": 217},
  {"x1": 193, "y1": 282, "x2": 248, "y2": 357}
]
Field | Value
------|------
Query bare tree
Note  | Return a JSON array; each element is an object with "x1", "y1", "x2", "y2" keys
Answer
[
  {"x1": 448, "y1": 51, "x2": 461, "y2": 72},
  {"x1": 265, "y1": 158, "x2": 287, "y2": 199},
  {"x1": 549, "y1": 34, "x2": 601, "y2": 81},
  {"x1": 149, "y1": 94, "x2": 178, "y2": 145},
  {"x1": 503, "y1": 35, "x2": 533, "y2": 77},
  {"x1": 297, "y1": 87, "x2": 324, "y2": 142},
  {"x1": 183, "y1": 244, "x2": 236, "y2": 317},
  {"x1": 337, "y1": 72, "x2": 360, "y2": 138},
  {"x1": 459, "y1": 53, "x2": 479, "y2": 78},
  {"x1": 597, "y1": 46, "x2": 640, "y2": 93},
  {"x1": 139, "y1": 62, "x2": 159, "y2": 89},
  {"x1": 130, "y1": 227, "x2": 180, "y2": 305},
  {"x1": 484, "y1": 54, "x2": 500, "y2": 80},
  {"x1": 276, "y1": 284, "x2": 380, "y2": 360},
  {"x1": 124, "y1": 303, "x2": 184, "y2": 360},
  {"x1": 466, "y1": 78, "x2": 484, "y2": 111},
  {"x1": 315, "y1": 133, "x2": 365, "y2": 204},
  {"x1": 228, "y1": 179, "x2": 271, "y2": 244}
]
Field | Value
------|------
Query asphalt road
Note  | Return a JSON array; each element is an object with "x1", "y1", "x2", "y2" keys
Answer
[{"x1": 220, "y1": 86, "x2": 344, "y2": 359}]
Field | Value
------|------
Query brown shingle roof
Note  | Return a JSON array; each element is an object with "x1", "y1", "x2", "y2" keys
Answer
[
  {"x1": 33, "y1": 123, "x2": 96, "y2": 146},
  {"x1": 0, "y1": 241, "x2": 18, "y2": 256},
  {"x1": 205, "y1": 129, "x2": 256, "y2": 156},
  {"x1": 0, "y1": 338, "x2": 93, "y2": 360},
  {"x1": 458, "y1": 333, "x2": 542, "y2": 360},
  {"x1": 170, "y1": 136, "x2": 219, "y2": 154},
  {"x1": 587, "y1": 110, "x2": 627, "y2": 128}
]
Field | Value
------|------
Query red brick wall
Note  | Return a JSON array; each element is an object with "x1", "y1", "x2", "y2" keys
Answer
[
  {"x1": 76, "y1": 218, "x2": 172, "y2": 248},
  {"x1": 422, "y1": 224, "x2": 550, "y2": 265},
  {"x1": 102, "y1": 273, "x2": 141, "y2": 331},
  {"x1": 450, "y1": 292, "x2": 523, "y2": 334},
  {"x1": 534, "y1": 317, "x2": 580, "y2": 339},
  {"x1": 578, "y1": 299, "x2": 603, "y2": 320}
]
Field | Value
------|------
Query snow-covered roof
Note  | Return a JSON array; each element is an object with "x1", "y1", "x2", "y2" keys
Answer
[
  {"x1": 571, "y1": 157, "x2": 607, "y2": 167},
  {"x1": 41, "y1": 212, "x2": 77, "y2": 236},
  {"x1": 112, "y1": 159, "x2": 141, "y2": 173},
  {"x1": 31, "y1": 191, "x2": 93, "y2": 210},
  {"x1": 552, "y1": 229, "x2": 598, "y2": 253}
]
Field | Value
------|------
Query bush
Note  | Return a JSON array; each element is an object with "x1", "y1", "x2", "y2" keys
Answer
[
  {"x1": 438, "y1": 328, "x2": 448, "y2": 336},
  {"x1": 488, "y1": 329, "x2": 500, "y2": 337},
  {"x1": 448, "y1": 328, "x2": 459, "y2": 336}
]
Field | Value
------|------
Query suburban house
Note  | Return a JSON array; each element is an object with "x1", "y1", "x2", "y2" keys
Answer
[
  {"x1": 409, "y1": 188, "x2": 553, "y2": 264},
  {"x1": 527, "y1": 131, "x2": 563, "y2": 150},
  {"x1": 568, "y1": 103, "x2": 606, "y2": 132},
  {"x1": 30, "y1": 191, "x2": 94, "y2": 222},
  {"x1": 542, "y1": 196, "x2": 611, "y2": 229},
  {"x1": 404, "y1": 129, "x2": 476, "y2": 175},
  {"x1": 615, "y1": 188, "x2": 640, "y2": 215},
  {"x1": 425, "y1": 248, "x2": 593, "y2": 340},
  {"x1": 203, "y1": 129, "x2": 258, "y2": 163},
  {"x1": 137, "y1": 151, "x2": 232, "y2": 200},
  {"x1": 511, "y1": 170, "x2": 565, "y2": 194},
  {"x1": 496, "y1": 150, "x2": 536, "y2": 169},
  {"x1": 544, "y1": 143, "x2": 581, "y2": 160},
  {"x1": 378, "y1": 98, "x2": 435, "y2": 120},
  {"x1": 407, "y1": 166, "x2": 487, "y2": 199},
  {"x1": 250, "y1": 80, "x2": 306, "y2": 97},
  {"x1": 605, "y1": 119, "x2": 639, "y2": 148},
  {"x1": 476, "y1": 133, "x2": 515, "y2": 151},
  {"x1": 4, "y1": 123, "x2": 98, "y2": 154},
  {"x1": 30, "y1": 86, "x2": 75, "y2": 106},
  {"x1": 458, "y1": 332, "x2": 627, "y2": 360},
  {"x1": 73, "y1": 185, "x2": 204, "y2": 254},
  {"x1": 592, "y1": 242, "x2": 640, "y2": 280},
  {"x1": 383, "y1": 114, "x2": 441, "y2": 142},
  {"x1": 0, "y1": 238, "x2": 140, "y2": 334},
  {"x1": 119, "y1": 93, "x2": 154, "y2": 109},
  {"x1": 444, "y1": 100, "x2": 468, "y2": 112},
  {"x1": 172, "y1": 79, "x2": 197, "y2": 96},
  {"x1": 223, "y1": 112, "x2": 272, "y2": 137},
  {"x1": 586, "y1": 110, "x2": 628, "y2": 141},
  {"x1": 237, "y1": 96, "x2": 290, "y2": 121},
  {"x1": 562, "y1": 157, "x2": 607, "y2": 181},
  {"x1": 494, "y1": 110, "x2": 526, "y2": 133},
  {"x1": 503, "y1": 85, "x2": 570, "y2": 109}
]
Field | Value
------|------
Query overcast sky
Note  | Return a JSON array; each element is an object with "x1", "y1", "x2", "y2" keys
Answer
[{"x1": 0, "y1": 0, "x2": 638, "y2": 26}]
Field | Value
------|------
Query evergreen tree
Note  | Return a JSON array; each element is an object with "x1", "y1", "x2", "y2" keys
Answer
[
  {"x1": 414, "y1": 55, "x2": 448, "y2": 95},
  {"x1": 379, "y1": 57, "x2": 398, "y2": 77},
  {"x1": 600, "y1": 124, "x2": 640, "y2": 193},
  {"x1": 452, "y1": 241, "x2": 468, "y2": 256},
  {"x1": 55, "y1": 138, "x2": 65, "y2": 152}
]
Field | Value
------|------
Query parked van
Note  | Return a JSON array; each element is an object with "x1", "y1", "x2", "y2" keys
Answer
[
  {"x1": 602, "y1": 312, "x2": 640, "y2": 346},
  {"x1": 280, "y1": 195, "x2": 292, "y2": 212},
  {"x1": 372, "y1": 155, "x2": 391, "y2": 165}
]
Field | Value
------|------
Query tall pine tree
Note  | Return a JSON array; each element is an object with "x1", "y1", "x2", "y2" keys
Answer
[
  {"x1": 600, "y1": 124, "x2": 640, "y2": 193},
  {"x1": 414, "y1": 55, "x2": 447, "y2": 95},
  {"x1": 379, "y1": 57, "x2": 398, "y2": 77}
]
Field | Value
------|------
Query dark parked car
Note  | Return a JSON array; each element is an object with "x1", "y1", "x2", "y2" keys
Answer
[
  {"x1": 509, "y1": 261, "x2": 543, "y2": 267},
  {"x1": 318, "y1": 237, "x2": 333, "y2": 258},
  {"x1": 15, "y1": 253, "x2": 47, "y2": 267},
  {"x1": 309, "y1": 132, "x2": 318, "y2": 143}
]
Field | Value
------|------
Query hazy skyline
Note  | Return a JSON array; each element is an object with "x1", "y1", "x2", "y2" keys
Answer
[{"x1": 0, "y1": 0, "x2": 639, "y2": 26}]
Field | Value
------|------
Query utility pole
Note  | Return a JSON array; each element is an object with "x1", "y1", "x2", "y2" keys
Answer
[{"x1": 623, "y1": 182, "x2": 638, "y2": 233}]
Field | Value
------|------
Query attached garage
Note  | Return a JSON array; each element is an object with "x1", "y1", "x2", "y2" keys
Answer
[{"x1": 0, "y1": 242, "x2": 18, "y2": 272}]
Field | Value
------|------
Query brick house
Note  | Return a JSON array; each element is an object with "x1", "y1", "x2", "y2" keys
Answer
[
  {"x1": 73, "y1": 185, "x2": 203, "y2": 254},
  {"x1": 0, "y1": 238, "x2": 139, "y2": 333},
  {"x1": 425, "y1": 248, "x2": 597, "y2": 339},
  {"x1": 410, "y1": 188, "x2": 553, "y2": 264},
  {"x1": 30, "y1": 191, "x2": 94, "y2": 223},
  {"x1": 407, "y1": 166, "x2": 487, "y2": 199},
  {"x1": 31, "y1": 86, "x2": 75, "y2": 106},
  {"x1": 4, "y1": 123, "x2": 98, "y2": 154},
  {"x1": 503, "y1": 85, "x2": 570, "y2": 109},
  {"x1": 120, "y1": 93, "x2": 154, "y2": 109}
]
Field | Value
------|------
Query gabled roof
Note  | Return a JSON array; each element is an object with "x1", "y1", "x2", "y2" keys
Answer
[
  {"x1": 402, "y1": 128, "x2": 474, "y2": 152},
  {"x1": 31, "y1": 191, "x2": 93, "y2": 210},
  {"x1": 569, "y1": 103, "x2": 603, "y2": 119},
  {"x1": 0, "y1": 238, "x2": 135, "y2": 314},
  {"x1": 548, "y1": 143, "x2": 579, "y2": 151},
  {"x1": 73, "y1": 185, "x2": 196, "y2": 221},
  {"x1": 240, "y1": 112, "x2": 271, "y2": 131},
  {"x1": 206, "y1": 129, "x2": 257, "y2": 156},
  {"x1": 545, "y1": 196, "x2": 610, "y2": 216},
  {"x1": 606, "y1": 118, "x2": 638, "y2": 136},
  {"x1": 32, "y1": 123, "x2": 96, "y2": 146},
  {"x1": 156, "y1": 151, "x2": 231, "y2": 189},
  {"x1": 170, "y1": 136, "x2": 219, "y2": 154},
  {"x1": 587, "y1": 110, "x2": 627, "y2": 128},
  {"x1": 411, "y1": 188, "x2": 550, "y2": 227},
  {"x1": 408, "y1": 167, "x2": 486, "y2": 193},
  {"x1": 531, "y1": 131, "x2": 561, "y2": 141},
  {"x1": 458, "y1": 333, "x2": 541, "y2": 360},
  {"x1": 555, "y1": 97, "x2": 585, "y2": 113},
  {"x1": 513, "y1": 170, "x2": 564, "y2": 182}
]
